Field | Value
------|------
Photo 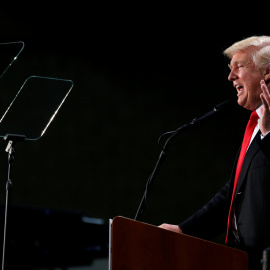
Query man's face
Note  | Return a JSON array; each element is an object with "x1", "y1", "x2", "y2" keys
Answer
[{"x1": 228, "y1": 51, "x2": 264, "y2": 111}]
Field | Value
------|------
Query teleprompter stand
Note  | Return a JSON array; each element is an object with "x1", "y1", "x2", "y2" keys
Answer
[
  {"x1": 2, "y1": 134, "x2": 25, "y2": 270},
  {"x1": 0, "y1": 76, "x2": 73, "y2": 270}
]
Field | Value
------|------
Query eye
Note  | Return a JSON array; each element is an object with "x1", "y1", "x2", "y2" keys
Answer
[{"x1": 237, "y1": 63, "x2": 244, "y2": 69}]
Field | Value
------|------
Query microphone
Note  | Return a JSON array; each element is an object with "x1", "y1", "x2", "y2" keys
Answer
[
  {"x1": 159, "y1": 100, "x2": 232, "y2": 149},
  {"x1": 135, "y1": 99, "x2": 232, "y2": 221},
  {"x1": 191, "y1": 99, "x2": 232, "y2": 125}
]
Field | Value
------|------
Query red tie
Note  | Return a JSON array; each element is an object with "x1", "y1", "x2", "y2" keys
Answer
[{"x1": 225, "y1": 110, "x2": 259, "y2": 244}]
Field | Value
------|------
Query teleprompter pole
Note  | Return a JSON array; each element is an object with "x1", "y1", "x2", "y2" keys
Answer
[{"x1": 1, "y1": 134, "x2": 25, "y2": 270}]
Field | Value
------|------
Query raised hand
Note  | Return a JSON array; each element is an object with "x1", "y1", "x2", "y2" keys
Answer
[{"x1": 259, "y1": 80, "x2": 270, "y2": 136}]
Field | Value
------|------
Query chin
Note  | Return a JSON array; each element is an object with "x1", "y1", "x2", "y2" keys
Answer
[
  {"x1": 237, "y1": 98, "x2": 245, "y2": 108},
  {"x1": 237, "y1": 99, "x2": 253, "y2": 111}
]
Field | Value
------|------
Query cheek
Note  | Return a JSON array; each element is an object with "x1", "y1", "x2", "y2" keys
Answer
[{"x1": 245, "y1": 75, "x2": 262, "y2": 95}]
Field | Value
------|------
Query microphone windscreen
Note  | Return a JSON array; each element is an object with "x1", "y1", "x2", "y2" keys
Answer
[{"x1": 215, "y1": 100, "x2": 232, "y2": 112}]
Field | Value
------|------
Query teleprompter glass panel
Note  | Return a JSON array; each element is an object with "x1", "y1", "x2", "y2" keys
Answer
[
  {"x1": 0, "y1": 76, "x2": 73, "y2": 140},
  {"x1": 0, "y1": 41, "x2": 24, "y2": 80}
]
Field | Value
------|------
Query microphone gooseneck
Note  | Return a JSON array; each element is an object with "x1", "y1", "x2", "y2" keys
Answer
[
  {"x1": 158, "y1": 99, "x2": 232, "y2": 151},
  {"x1": 134, "y1": 100, "x2": 232, "y2": 221}
]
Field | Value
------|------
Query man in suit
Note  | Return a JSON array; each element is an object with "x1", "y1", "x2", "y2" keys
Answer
[{"x1": 159, "y1": 36, "x2": 270, "y2": 270}]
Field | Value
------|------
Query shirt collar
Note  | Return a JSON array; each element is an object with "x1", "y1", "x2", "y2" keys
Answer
[{"x1": 256, "y1": 104, "x2": 263, "y2": 118}]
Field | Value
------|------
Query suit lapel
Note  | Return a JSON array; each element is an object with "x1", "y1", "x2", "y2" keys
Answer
[{"x1": 235, "y1": 131, "x2": 261, "y2": 194}]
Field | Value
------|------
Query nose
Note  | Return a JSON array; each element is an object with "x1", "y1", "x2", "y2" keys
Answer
[{"x1": 228, "y1": 69, "x2": 238, "y2": 81}]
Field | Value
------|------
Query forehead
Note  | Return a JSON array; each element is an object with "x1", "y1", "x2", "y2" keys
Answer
[{"x1": 230, "y1": 51, "x2": 253, "y2": 66}]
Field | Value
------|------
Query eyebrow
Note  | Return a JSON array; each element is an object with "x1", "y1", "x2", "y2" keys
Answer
[{"x1": 228, "y1": 60, "x2": 247, "y2": 70}]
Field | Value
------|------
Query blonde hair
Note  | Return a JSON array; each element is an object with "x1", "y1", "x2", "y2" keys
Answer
[{"x1": 224, "y1": 36, "x2": 270, "y2": 71}]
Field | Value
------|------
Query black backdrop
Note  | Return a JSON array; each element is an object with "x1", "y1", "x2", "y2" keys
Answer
[{"x1": 0, "y1": 5, "x2": 267, "y2": 250}]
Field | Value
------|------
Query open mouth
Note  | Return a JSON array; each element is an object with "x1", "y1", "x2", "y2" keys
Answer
[{"x1": 236, "y1": 85, "x2": 244, "y2": 95}]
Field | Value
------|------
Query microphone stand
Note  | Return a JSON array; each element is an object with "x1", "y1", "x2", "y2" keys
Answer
[
  {"x1": 134, "y1": 122, "x2": 193, "y2": 221},
  {"x1": 134, "y1": 100, "x2": 231, "y2": 221},
  {"x1": 1, "y1": 134, "x2": 25, "y2": 270}
]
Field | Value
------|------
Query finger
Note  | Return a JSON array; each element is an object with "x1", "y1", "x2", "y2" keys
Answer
[
  {"x1": 261, "y1": 92, "x2": 270, "y2": 111},
  {"x1": 262, "y1": 91, "x2": 270, "y2": 109},
  {"x1": 261, "y1": 80, "x2": 270, "y2": 95},
  {"x1": 261, "y1": 81, "x2": 270, "y2": 107}
]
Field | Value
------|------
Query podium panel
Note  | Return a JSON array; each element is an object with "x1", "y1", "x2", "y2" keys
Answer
[{"x1": 110, "y1": 216, "x2": 248, "y2": 270}]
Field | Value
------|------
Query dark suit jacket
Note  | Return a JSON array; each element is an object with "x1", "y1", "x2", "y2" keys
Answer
[{"x1": 179, "y1": 131, "x2": 270, "y2": 269}]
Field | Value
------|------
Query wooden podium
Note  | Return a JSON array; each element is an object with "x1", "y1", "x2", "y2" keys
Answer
[{"x1": 109, "y1": 216, "x2": 248, "y2": 270}]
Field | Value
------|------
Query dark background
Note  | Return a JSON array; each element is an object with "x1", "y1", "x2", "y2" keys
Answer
[{"x1": 0, "y1": 4, "x2": 268, "y2": 267}]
